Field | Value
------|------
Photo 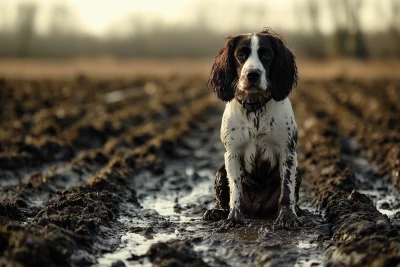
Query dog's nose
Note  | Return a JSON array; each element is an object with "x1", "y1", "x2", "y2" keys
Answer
[{"x1": 246, "y1": 70, "x2": 261, "y2": 83}]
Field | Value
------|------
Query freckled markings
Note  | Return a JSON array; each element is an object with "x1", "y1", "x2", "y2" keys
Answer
[
  {"x1": 286, "y1": 129, "x2": 298, "y2": 155},
  {"x1": 281, "y1": 153, "x2": 294, "y2": 206},
  {"x1": 255, "y1": 117, "x2": 260, "y2": 129},
  {"x1": 280, "y1": 128, "x2": 298, "y2": 206}
]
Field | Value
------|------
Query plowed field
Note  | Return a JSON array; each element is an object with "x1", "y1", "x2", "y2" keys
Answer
[{"x1": 1, "y1": 73, "x2": 399, "y2": 266}]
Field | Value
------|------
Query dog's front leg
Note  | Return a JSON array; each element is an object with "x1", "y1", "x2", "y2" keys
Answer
[
  {"x1": 225, "y1": 151, "x2": 245, "y2": 225},
  {"x1": 275, "y1": 150, "x2": 301, "y2": 228}
]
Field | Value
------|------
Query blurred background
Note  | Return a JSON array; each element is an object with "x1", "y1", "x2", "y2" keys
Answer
[{"x1": 0, "y1": 0, "x2": 399, "y2": 78}]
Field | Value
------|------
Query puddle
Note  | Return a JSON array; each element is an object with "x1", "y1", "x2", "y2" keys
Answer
[
  {"x1": 137, "y1": 166, "x2": 215, "y2": 222},
  {"x1": 104, "y1": 87, "x2": 143, "y2": 104},
  {"x1": 97, "y1": 232, "x2": 177, "y2": 267},
  {"x1": 368, "y1": 191, "x2": 400, "y2": 216},
  {"x1": 342, "y1": 139, "x2": 400, "y2": 217},
  {"x1": 294, "y1": 258, "x2": 325, "y2": 267},
  {"x1": 233, "y1": 227, "x2": 260, "y2": 241},
  {"x1": 0, "y1": 163, "x2": 60, "y2": 187},
  {"x1": 96, "y1": 171, "x2": 215, "y2": 266},
  {"x1": 96, "y1": 128, "x2": 223, "y2": 266},
  {"x1": 294, "y1": 242, "x2": 324, "y2": 266},
  {"x1": 297, "y1": 241, "x2": 318, "y2": 249}
]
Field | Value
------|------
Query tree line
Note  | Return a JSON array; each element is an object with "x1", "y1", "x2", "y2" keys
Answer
[{"x1": 0, "y1": 0, "x2": 399, "y2": 59}]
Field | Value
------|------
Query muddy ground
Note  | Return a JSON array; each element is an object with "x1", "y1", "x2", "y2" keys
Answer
[{"x1": 0, "y1": 75, "x2": 399, "y2": 267}]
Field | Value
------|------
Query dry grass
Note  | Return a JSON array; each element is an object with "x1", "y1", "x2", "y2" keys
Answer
[{"x1": 0, "y1": 57, "x2": 399, "y2": 80}]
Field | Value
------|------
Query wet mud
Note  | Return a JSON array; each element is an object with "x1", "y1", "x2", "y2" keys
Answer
[{"x1": 0, "y1": 76, "x2": 400, "y2": 266}]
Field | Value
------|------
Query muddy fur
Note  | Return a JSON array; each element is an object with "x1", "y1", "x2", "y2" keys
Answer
[{"x1": 204, "y1": 163, "x2": 301, "y2": 220}]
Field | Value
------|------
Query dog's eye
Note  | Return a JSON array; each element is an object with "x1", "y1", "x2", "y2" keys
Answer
[
  {"x1": 237, "y1": 52, "x2": 246, "y2": 60},
  {"x1": 262, "y1": 51, "x2": 271, "y2": 60}
]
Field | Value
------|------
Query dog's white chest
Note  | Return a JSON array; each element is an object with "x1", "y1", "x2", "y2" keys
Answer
[
  {"x1": 221, "y1": 100, "x2": 293, "y2": 174},
  {"x1": 241, "y1": 119, "x2": 277, "y2": 173}
]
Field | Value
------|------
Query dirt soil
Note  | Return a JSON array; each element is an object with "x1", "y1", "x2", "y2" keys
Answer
[{"x1": 0, "y1": 74, "x2": 400, "y2": 267}]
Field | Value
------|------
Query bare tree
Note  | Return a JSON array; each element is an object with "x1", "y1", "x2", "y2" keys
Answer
[
  {"x1": 15, "y1": 2, "x2": 37, "y2": 57},
  {"x1": 348, "y1": 0, "x2": 368, "y2": 58},
  {"x1": 235, "y1": 2, "x2": 267, "y2": 32},
  {"x1": 329, "y1": 0, "x2": 368, "y2": 58},
  {"x1": 307, "y1": 0, "x2": 321, "y2": 35},
  {"x1": 48, "y1": 4, "x2": 78, "y2": 36},
  {"x1": 195, "y1": 0, "x2": 210, "y2": 31},
  {"x1": 391, "y1": 0, "x2": 400, "y2": 29},
  {"x1": 329, "y1": 0, "x2": 349, "y2": 57},
  {"x1": 303, "y1": 0, "x2": 326, "y2": 58},
  {"x1": 387, "y1": 0, "x2": 400, "y2": 56},
  {"x1": 0, "y1": 3, "x2": 6, "y2": 33}
]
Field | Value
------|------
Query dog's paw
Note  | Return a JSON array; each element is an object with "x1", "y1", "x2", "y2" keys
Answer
[
  {"x1": 202, "y1": 209, "x2": 229, "y2": 222},
  {"x1": 225, "y1": 208, "x2": 245, "y2": 226},
  {"x1": 274, "y1": 206, "x2": 301, "y2": 228}
]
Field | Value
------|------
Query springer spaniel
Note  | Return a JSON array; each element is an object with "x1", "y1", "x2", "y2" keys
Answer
[{"x1": 203, "y1": 30, "x2": 301, "y2": 227}]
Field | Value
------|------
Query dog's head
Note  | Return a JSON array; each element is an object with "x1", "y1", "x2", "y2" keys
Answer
[{"x1": 208, "y1": 29, "x2": 298, "y2": 102}]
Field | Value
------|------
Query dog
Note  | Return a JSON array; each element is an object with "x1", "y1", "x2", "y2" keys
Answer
[{"x1": 203, "y1": 30, "x2": 301, "y2": 227}]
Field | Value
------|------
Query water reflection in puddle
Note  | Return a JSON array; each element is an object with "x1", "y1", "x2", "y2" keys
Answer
[
  {"x1": 233, "y1": 228, "x2": 260, "y2": 241},
  {"x1": 294, "y1": 242, "x2": 323, "y2": 267},
  {"x1": 96, "y1": 164, "x2": 217, "y2": 266},
  {"x1": 139, "y1": 167, "x2": 215, "y2": 222},
  {"x1": 97, "y1": 232, "x2": 177, "y2": 267},
  {"x1": 342, "y1": 145, "x2": 400, "y2": 218},
  {"x1": 297, "y1": 241, "x2": 318, "y2": 249},
  {"x1": 294, "y1": 258, "x2": 324, "y2": 267}
]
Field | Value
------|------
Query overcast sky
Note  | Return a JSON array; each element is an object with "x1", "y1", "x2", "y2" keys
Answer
[{"x1": 0, "y1": 0, "x2": 393, "y2": 36}]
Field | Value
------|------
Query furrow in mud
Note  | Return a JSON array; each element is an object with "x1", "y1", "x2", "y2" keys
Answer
[
  {"x1": 0, "y1": 76, "x2": 205, "y2": 171},
  {"x1": 0, "y1": 76, "x2": 209, "y2": 203},
  {"x1": 294, "y1": 81, "x2": 400, "y2": 266},
  {"x1": 0, "y1": 77, "x2": 217, "y2": 266},
  {"x1": 299, "y1": 79, "x2": 400, "y2": 216},
  {"x1": 299, "y1": 79, "x2": 400, "y2": 188}
]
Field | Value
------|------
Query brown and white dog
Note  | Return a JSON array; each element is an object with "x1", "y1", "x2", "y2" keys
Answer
[{"x1": 204, "y1": 30, "x2": 301, "y2": 227}]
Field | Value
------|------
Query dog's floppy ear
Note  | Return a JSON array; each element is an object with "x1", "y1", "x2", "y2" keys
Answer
[
  {"x1": 269, "y1": 37, "x2": 298, "y2": 101},
  {"x1": 208, "y1": 36, "x2": 239, "y2": 102}
]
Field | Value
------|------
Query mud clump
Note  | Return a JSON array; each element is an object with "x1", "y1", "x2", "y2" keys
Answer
[
  {"x1": 0, "y1": 202, "x2": 24, "y2": 225},
  {"x1": 36, "y1": 190, "x2": 121, "y2": 235},
  {"x1": 0, "y1": 224, "x2": 75, "y2": 267},
  {"x1": 327, "y1": 191, "x2": 392, "y2": 241},
  {"x1": 148, "y1": 240, "x2": 209, "y2": 267},
  {"x1": 325, "y1": 190, "x2": 400, "y2": 266}
]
